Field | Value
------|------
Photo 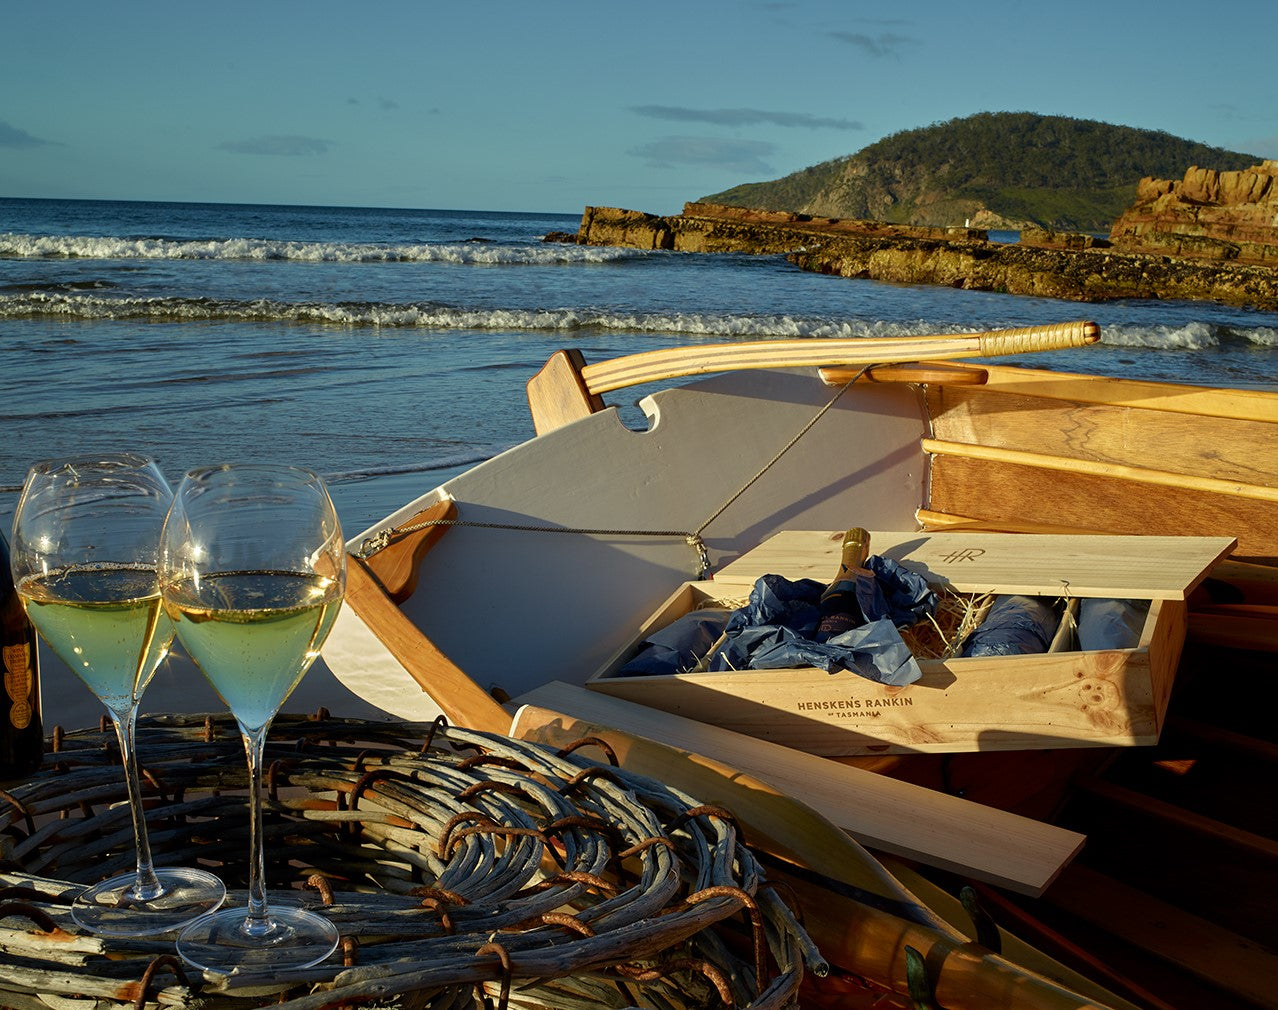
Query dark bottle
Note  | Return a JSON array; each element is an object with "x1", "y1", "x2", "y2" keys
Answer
[
  {"x1": 816, "y1": 527, "x2": 871, "y2": 641},
  {"x1": 1, "y1": 530, "x2": 42, "y2": 780}
]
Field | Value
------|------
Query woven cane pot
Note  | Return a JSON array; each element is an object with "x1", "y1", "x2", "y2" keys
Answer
[{"x1": 0, "y1": 713, "x2": 816, "y2": 1010}]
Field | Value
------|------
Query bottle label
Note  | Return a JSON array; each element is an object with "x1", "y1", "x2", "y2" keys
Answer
[
  {"x1": 3, "y1": 642, "x2": 34, "y2": 729},
  {"x1": 817, "y1": 612, "x2": 858, "y2": 637}
]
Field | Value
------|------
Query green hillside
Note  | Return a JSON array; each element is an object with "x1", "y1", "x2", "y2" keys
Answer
[{"x1": 701, "y1": 112, "x2": 1260, "y2": 231}]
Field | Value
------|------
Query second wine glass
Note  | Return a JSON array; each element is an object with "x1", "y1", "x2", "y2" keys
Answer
[{"x1": 159, "y1": 463, "x2": 345, "y2": 973}]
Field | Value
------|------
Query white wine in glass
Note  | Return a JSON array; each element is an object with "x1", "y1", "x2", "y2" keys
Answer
[
  {"x1": 10, "y1": 454, "x2": 227, "y2": 935},
  {"x1": 160, "y1": 463, "x2": 344, "y2": 973}
]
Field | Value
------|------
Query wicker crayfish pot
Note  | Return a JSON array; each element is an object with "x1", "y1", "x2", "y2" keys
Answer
[{"x1": 0, "y1": 712, "x2": 819, "y2": 1010}]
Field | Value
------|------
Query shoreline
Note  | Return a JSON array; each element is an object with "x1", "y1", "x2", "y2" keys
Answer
[{"x1": 550, "y1": 203, "x2": 1278, "y2": 312}]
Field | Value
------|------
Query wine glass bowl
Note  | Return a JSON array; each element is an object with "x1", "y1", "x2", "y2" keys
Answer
[
  {"x1": 9, "y1": 453, "x2": 227, "y2": 935},
  {"x1": 159, "y1": 463, "x2": 344, "y2": 973}
]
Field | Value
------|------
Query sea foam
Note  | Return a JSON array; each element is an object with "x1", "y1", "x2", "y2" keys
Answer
[
  {"x1": 3, "y1": 291, "x2": 1276, "y2": 352},
  {"x1": 0, "y1": 292, "x2": 935, "y2": 337},
  {"x1": 0, "y1": 232, "x2": 640, "y2": 265}
]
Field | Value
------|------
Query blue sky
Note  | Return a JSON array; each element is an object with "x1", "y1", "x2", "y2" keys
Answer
[{"x1": 2, "y1": 1, "x2": 1275, "y2": 215}]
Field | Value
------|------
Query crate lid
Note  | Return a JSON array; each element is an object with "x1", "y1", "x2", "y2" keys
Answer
[{"x1": 713, "y1": 530, "x2": 1236, "y2": 600}]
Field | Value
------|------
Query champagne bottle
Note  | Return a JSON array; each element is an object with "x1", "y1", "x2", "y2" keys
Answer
[
  {"x1": 1, "y1": 530, "x2": 42, "y2": 780},
  {"x1": 816, "y1": 527, "x2": 872, "y2": 641}
]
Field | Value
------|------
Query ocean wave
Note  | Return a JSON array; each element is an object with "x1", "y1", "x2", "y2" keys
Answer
[
  {"x1": 0, "y1": 232, "x2": 641, "y2": 266},
  {"x1": 4, "y1": 290, "x2": 1276, "y2": 349},
  {"x1": 1235, "y1": 325, "x2": 1278, "y2": 347},
  {"x1": 1101, "y1": 321, "x2": 1278, "y2": 349},
  {"x1": 0, "y1": 292, "x2": 939, "y2": 337}
]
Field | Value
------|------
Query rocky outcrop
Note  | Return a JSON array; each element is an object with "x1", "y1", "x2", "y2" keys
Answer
[
  {"x1": 1109, "y1": 162, "x2": 1278, "y2": 265},
  {"x1": 1018, "y1": 227, "x2": 1108, "y2": 252},
  {"x1": 573, "y1": 202, "x2": 983, "y2": 253},
  {"x1": 553, "y1": 203, "x2": 1278, "y2": 310},
  {"x1": 678, "y1": 203, "x2": 985, "y2": 242},
  {"x1": 789, "y1": 233, "x2": 1278, "y2": 308}
]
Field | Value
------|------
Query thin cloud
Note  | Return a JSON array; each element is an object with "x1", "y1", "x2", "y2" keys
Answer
[
  {"x1": 631, "y1": 105, "x2": 861, "y2": 131},
  {"x1": 0, "y1": 119, "x2": 55, "y2": 147},
  {"x1": 629, "y1": 136, "x2": 778, "y2": 175},
  {"x1": 829, "y1": 31, "x2": 916, "y2": 58},
  {"x1": 1206, "y1": 103, "x2": 1273, "y2": 124},
  {"x1": 217, "y1": 135, "x2": 334, "y2": 156},
  {"x1": 348, "y1": 96, "x2": 399, "y2": 111}
]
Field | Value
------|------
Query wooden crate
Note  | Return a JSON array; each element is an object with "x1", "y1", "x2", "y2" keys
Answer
[{"x1": 587, "y1": 531, "x2": 1235, "y2": 755}]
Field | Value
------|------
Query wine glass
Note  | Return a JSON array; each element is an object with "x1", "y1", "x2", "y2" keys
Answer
[
  {"x1": 9, "y1": 453, "x2": 227, "y2": 935},
  {"x1": 159, "y1": 463, "x2": 344, "y2": 973}
]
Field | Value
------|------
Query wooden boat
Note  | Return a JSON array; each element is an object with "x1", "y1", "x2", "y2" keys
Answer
[
  {"x1": 320, "y1": 319, "x2": 1277, "y2": 1010},
  {"x1": 22, "y1": 321, "x2": 1273, "y2": 1007}
]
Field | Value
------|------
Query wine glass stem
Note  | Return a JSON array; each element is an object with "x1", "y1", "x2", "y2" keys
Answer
[
  {"x1": 241, "y1": 723, "x2": 272, "y2": 932},
  {"x1": 110, "y1": 704, "x2": 163, "y2": 901}
]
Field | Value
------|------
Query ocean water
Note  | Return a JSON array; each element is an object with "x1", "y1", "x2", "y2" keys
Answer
[{"x1": 2, "y1": 197, "x2": 1275, "y2": 532}]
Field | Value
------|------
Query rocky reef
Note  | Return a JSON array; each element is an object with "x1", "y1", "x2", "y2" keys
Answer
[
  {"x1": 549, "y1": 201, "x2": 1278, "y2": 310},
  {"x1": 1109, "y1": 161, "x2": 1278, "y2": 265}
]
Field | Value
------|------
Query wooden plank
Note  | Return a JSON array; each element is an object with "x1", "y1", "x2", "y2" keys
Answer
[
  {"x1": 916, "y1": 509, "x2": 1108, "y2": 535},
  {"x1": 512, "y1": 680, "x2": 1085, "y2": 895},
  {"x1": 916, "y1": 512, "x2": 1278, "y2": 603},
  {"x1": 357, "y1": 497, "x2": 457, "y2": 603},
  {"x1": 1188, "y1": 605, "x2": 1278, "y2": 651},
  {"x1": 713, "y1": 529, "x2": 1235, "y2": 601},
  {"x1": 342, "y1": 553, "x2": 510, "y2": 732},
  {"x1": 1075, "y1": 775, "x2": 1278, "y2": 862},
  {"x1": 1047, "y1": 864, "x2": 1278, "y2": 1009},
  {"x1": 973, "y1": 363, "x2": 1278, "y2": 423},
  {"x1": 922, "y1": 438, "x2": 1278, "y2": 505},
  {"x1": 1164, "y1": 715, "x2": 1278, "y2": 765},
  {"x1": 930, "y1": 387, "x2": 1278, "y2": 492},
  {"x1": 578, "y1": 321, "x2": 1098, "y2": 395},
  {"x1": 819, "y1": 360, "x2": 989, "y2": 386},
  {"x1": 927, "y1": 455, "x2": 1278, "y2": 561},
  {"x1": 1204, "y1": 558, "x2": 1278, "y2": 605}
]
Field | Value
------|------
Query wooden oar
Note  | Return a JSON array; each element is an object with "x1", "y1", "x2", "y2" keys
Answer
[
  {"x1": 512, "y1": 696, "x2": 1137, "y2": 1010},
  {"x1": 528, "y1": 321, "x2": 1097, "y2": 433},
  {"x1": 577, "y1": 320, "x2": 1098, "y2": 395},
  {"x1": 513, "y1": 681, "x2": 1082, "y2": 896}
]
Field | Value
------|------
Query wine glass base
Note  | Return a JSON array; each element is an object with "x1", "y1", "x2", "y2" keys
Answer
[
  {"x1": 72, "y1": 867, "x2": 226, "y2": 936},
  {"x1": 177, "y1": 904, "x2": 340, "y2": 974}
]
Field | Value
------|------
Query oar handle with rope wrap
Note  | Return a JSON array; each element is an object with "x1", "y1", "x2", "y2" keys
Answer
[{"x1": 576, "y1": 320, "x2": 1100, "y2": 395}]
